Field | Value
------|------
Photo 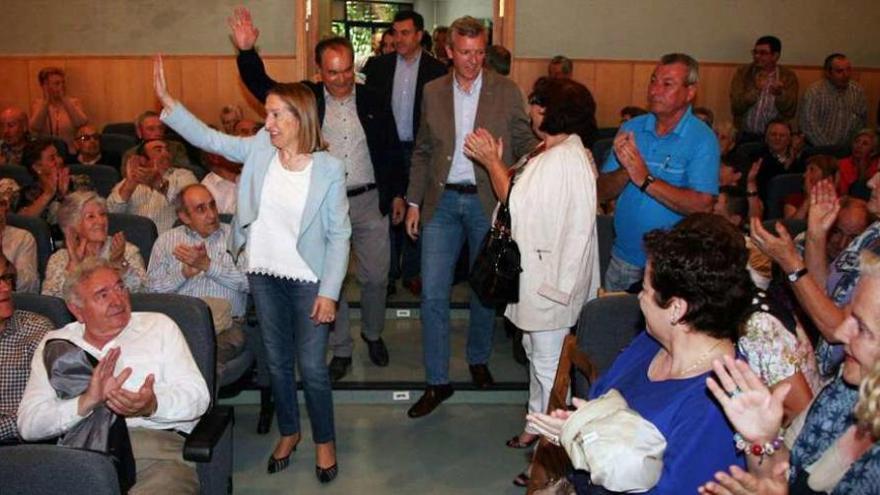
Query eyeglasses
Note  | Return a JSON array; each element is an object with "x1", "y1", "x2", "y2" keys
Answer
[
  {"x1": 75, "y1": 133, "x2": 101, "y2": 142},
  {"x1": 0, "y1": 273, "x2": 17, "y2": 289}
]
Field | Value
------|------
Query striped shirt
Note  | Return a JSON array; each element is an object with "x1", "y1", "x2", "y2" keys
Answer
[
  {"x1": 799, "y1": 79, "x2": 867, "y2": 147},
  {"x1": 0, "y1": 311, "x2": 55, "y2": 441},
  {"x1": 106, "y1": 168, "x2": 198, "y2": 233},
  {"x1": 147, "y1": 223, "x2": 248, "y2": 317}
]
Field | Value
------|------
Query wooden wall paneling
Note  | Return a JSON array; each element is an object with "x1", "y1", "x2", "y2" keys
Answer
[
  {"x1": 572, "y1": 61, "x2": 597, "y2": 96},
  {"x1": 179, "y1": 57, "x2": 220, "y2": 126},
  {"x1": 629, "y1": 62, "x2": 654, "y2": 113},
  {"x1": 214, "y1": 58, "x2": 264, "y2": 123},
  {"x1": 695, "y1": 64, "x2": 737, "y2": 125},
  {"x1": 857, "y1": 71, "x2": 880, "y2": 126},
  {"x1": 593, "y1": 62, "x2": 633, "y2": 127},
  {"x1": 103, "y1": 58, "x2": 163, "y2": 126},
  {"x1": 510, "y1": 58, "x2": 548, "y2": 96},
  {"x1": 64, "y1": 58, "x2": 110, "y2": 128},
  {"x1": 0, "y1": 59, "x2": 31, "y2": 111}
]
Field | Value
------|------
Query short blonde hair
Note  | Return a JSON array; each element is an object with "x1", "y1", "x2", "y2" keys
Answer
[
  {"x1": 856, "y1": 360, "x2": 880, "y2": 438},
  {"x1": 266, "y1": 83, "x2": 327, "y2": 154},
  {"x1": 448, "y1": 16, "x2": 486, "y2": 45}
]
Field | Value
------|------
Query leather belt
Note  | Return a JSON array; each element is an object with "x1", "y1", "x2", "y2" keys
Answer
[
  {"x1": 444, "y1": 183, "x2": 478, "y2": 194},
  {"x1": 347, "y1": 183, "x2": 377, "y2": 198}
]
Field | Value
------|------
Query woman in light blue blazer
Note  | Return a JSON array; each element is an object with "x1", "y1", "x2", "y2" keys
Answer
[{"x1": 154, "y1": 57, "x2": 350, "y2": 482}]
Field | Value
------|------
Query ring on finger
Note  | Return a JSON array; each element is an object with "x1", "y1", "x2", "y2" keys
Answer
[{"x1": 726, "y1": 388, "x2": 742, "y2": 399}]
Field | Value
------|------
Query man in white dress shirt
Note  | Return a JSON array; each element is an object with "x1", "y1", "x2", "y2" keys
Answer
[{"x1": 18, "y1": 257, "x2": 209, "y2": 493}]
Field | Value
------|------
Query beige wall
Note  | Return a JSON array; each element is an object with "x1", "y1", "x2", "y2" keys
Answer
[
  {"x1": 0, "y1": 0, "x2": 296, "y2": 55},
  {"x1": 515, "y1": 0, "x2": 880, "y2": 67}
]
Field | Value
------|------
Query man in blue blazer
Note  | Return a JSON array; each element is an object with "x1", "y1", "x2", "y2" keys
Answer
[{"x1": 231, "y1": 10, "x2": 404, "y2": 381}]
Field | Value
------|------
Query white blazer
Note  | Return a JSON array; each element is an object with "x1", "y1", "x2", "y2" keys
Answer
[{"x1": 503, "y1": 134, "x2": 601, "y2": 331}]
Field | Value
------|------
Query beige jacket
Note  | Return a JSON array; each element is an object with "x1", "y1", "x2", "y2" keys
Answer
[{"x1": 504, "y1": 134, "x2": 601, "y2": 331}]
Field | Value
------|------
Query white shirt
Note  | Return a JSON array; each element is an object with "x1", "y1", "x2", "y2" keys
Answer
[
  {"x1": 448, "y1": 70, "x2": 483, "y2": 185},
  {"x1": 247, "y1": 154, "x2": 317, "y2": 281},
  {"x1": 17, "y1": 312, "x2": 210, "y2": 439},
  {"x1": 107, "y1": 168, "x2": 198, "y2": 233},
  {"x1": 201, "y1": 172, "x2": 238, "y2": 215},
  {"x1": 2, "y1": 225, "x2": 39, "y2": 293}
]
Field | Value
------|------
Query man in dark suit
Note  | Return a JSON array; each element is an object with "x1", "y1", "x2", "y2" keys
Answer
[
  {"x1": 230, "y1": 9, "x2": 404, "y2": 380},
  {"x1": 404, "y1": 16, "x2": 537, "y2": 418},
  {"x1": 362, "y1": 10, "x2": 448, "y2": 296}
]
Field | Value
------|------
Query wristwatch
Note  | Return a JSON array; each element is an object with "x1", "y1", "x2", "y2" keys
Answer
[
  {"x1": 787, "y1": 267, "x2": 808, "y2": 283},
  {"x1": 639, "y1": 174, "x2": 656, "y2": 193}
]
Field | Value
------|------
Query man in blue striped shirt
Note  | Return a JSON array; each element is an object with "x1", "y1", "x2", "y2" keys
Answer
[{"x1": 147, "y1": 184, "x2": 248, "y2": 318}]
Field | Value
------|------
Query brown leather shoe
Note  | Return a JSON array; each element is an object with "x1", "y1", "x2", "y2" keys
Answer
[
  {"x1": 469, "y1": 364, "x2": 494, "y2": 389},
  {"x1": 407, "y1": 384, "x2": 454, "y2": 418}
]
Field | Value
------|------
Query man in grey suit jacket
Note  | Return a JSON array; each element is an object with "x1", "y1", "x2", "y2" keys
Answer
[{"x1": 404, "y1": 16, "x2": 537, "y2": 418}]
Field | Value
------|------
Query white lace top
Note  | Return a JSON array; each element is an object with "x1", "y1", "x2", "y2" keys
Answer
[{"x1": 246, "y1": 154, "x2": 317, "y2": 282}]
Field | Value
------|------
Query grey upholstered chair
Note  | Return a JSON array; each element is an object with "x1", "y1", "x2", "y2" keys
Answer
[
  {"x1": 0, "y1": 444, "x2": 121, "y2": 495},
  {"x1": 12, "y1": 293, "x2": 73, "y2": 328},
  {"x1": 574, "y1": 293, "x2": 644, "y2": 398},
  {"x1": 129, "y1": 293, "x2": 234, "y2": 495},
  {"x1": 107, "y1": 213, "x2": 158, "y2": 266}
]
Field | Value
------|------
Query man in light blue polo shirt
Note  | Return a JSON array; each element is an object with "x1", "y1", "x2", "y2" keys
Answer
[{"x1": 598, "y1": 53, "x2": 719, "y2": 291}]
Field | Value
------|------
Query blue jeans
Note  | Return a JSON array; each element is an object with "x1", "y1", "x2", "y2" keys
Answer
[
  {"x1": 604, "y1": 254, "x2": 644, "y2": 292},
  {"x1": 248, "y1": 274, "x2": 335, "y2": 443},
  {"x1": 421, "y1": 190, "x2": 495, "y2": 385}
]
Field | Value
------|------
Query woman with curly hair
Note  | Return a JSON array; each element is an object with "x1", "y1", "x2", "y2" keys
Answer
[
  {"x1": 560, "y1": 214, "x2": 753, "y2": 493},
  {"x1": 700, "y1": 249, "x2": 880, "y2": 495}
]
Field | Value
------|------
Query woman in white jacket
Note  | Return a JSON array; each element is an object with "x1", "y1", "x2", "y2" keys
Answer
[{"x1": 465, "y1": 76, "x2": 601, "y2": 477}]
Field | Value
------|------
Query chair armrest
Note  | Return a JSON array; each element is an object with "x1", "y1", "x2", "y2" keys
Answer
[{"x1": 183, "y1": 406, "x2": 234, "y2": 463}]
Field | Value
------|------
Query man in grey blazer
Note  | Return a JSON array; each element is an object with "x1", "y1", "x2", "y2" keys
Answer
[{"x1": 404, "y1": 16, "x2": 537, "y2": 418}]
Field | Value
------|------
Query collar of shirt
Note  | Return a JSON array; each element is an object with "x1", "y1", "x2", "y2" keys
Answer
[
  {"x1": 641, "y1": 105, "x2": 694, "y2": 138},
  {"x1": 182, "y1": 223, "x2": 224, "y2": 242},
  {"x1": 69, "y1": 320, "x2": 145, "y2": 357},
  {"x1": 397, "y1": 50, "x2": 422, "y2": 68},
  {"x1": 323, "y1": 86, "x2": 356, "y2": 107},
  {"x1": 453, "y1": 69, "x2": 483, "y2": 97}
]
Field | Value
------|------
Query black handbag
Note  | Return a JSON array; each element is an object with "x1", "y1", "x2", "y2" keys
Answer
[{"x1": 469, "y1": 176, "x2": 522, "y2": 306}]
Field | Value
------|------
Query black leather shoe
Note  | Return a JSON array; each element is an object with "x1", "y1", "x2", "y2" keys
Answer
[
  {"x1": 469, "y1": 364, "x2": 495, "y2": 389},
  {"x1": 315, "y1": 463, "x2": 338, "y2": 483},
  {"x1": 361, "y1": 334, "x2": 389, "y2": 367},
  {"x1": 328, "y1": 356, "x2": 352, "y2": 383},
  {"x1": 407, "y1": 384, "x2": 454, "y2": 418}
]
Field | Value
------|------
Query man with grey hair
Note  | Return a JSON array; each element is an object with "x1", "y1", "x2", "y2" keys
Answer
[
  {"x1": 18, "y1": 257, "x2": 209, "y2": 493},
  {"x1": 548, "y1": 55, "x2": 573, "y2": 79},
  {"x1": 0, "y1": 107, "x2": 32, "y2": 166},
  {"x1": 598, "y1": 53, "x2": 719, "y2": 291},
  {"x1": 799, "y1": 53, "x2": 868, "y2": 148},
  {"x1": 404, "y1": 15, "x2": 537, "y2": 418}
]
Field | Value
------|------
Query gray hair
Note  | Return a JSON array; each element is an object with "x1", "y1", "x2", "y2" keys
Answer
[
  {"x1": 173, "y1": 183, "x2": 209, "y2": 214},
  {"x1": 57, "y1": 191, "x2": 107, "y2": 231},
  {"x1": 448, "y1": 16, "x2": 486, "y2": 46},
  {"x1": 660, "y1": 53, "x2": 699, "y2": 85},
  {"x1": 62, "y1": 257, "x2": 118, "y2": 307},
  {"x1": 549, "y1": 55, "x2": 573, "y2": 75}
]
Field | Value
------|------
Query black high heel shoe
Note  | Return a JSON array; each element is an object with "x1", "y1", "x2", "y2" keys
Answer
[
  {"x1": 315, "y1": 463, "x2": 338, "y2": 483},
  {"x1": 267, "y1": 444, "x2": 296, "y2": 474}
]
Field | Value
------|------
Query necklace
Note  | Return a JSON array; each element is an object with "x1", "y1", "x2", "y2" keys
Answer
[{"x1": 672, "y1": 340, "x2": 726, "y2": 378}]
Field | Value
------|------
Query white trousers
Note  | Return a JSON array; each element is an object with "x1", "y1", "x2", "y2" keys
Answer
[{"x1": 522, "y1": 327, "x2": 568, "y2": 434}]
